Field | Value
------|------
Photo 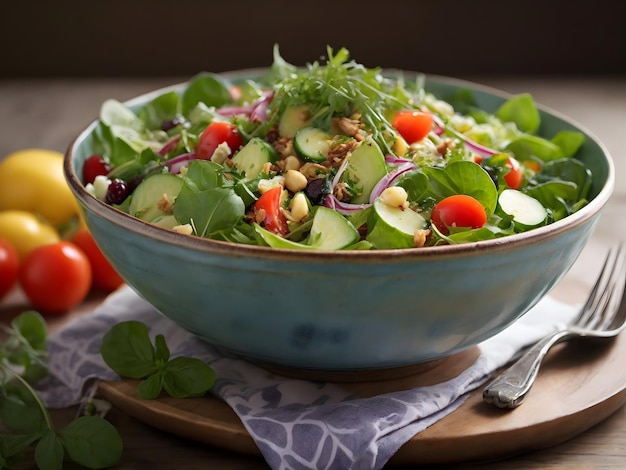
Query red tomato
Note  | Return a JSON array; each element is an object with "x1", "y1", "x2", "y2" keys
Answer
[
  {"x1": 254, "y1": 186, "x2": 288, "y2": 236},
  {"x1": 392, "y1": 110, "x2": 433, "y2": 144},
  {"x1": 195, "y1": 122, "x2": 243, "y2": 160},
  {"x1": 504, "y1": 156, "x2": 523, "y2": 189},
  {"x1": 82, "y1": 155, "x2": 111, "y2": 185},
  {"x1": 72, "y1": 229, "x2": 124, "y2": 292},
  {"x1": 431, "y1": 195, "x2": 487, "y2": 235},
  {"x1": 0, "y1": 238, "x2": 19, "y2": 300},
  {"x1": 19, "y1": 241, "x2": 92, "y2": 314}
]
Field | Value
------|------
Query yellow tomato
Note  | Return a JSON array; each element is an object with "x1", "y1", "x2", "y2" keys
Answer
[
  {"x1": 0, "y1": 210, "x2": 60, "y2": 260},
  {"x1": 0, "y1": 149, "x2": 79, "y2": 227}
]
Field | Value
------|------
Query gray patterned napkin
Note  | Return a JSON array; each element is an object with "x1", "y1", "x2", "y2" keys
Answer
[{"x1": 37, "y1": 286, "x2": 575, "y2": 470}]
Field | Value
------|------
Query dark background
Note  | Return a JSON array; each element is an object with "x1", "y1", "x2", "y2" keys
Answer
[{"x1": 2, "y1": 0, "x2": 625, "y2": 78}]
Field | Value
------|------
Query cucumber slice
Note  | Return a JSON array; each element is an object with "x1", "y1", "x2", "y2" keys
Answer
[
  {"x1": 308, "y1": 207, "x2": 359, "y2": 250},
  {"x1": 366, "y1": 197, "x2": 427, "y2": 249},
  {"x1": 278, "y1": 105, "x2": 312, "y2": 138},
  {"x1": 293, "y1": 127, "x2": 331, "y2": 163},
  {"x1": 231, "y1": 138, "x2": 278, "y2": 179},
  {"x1": 498, "y1": 189, "x2": 547, "y2": 230},
  {"x1": 128, "y1": 173, "x2": 183, "y2": 223},
  {"x1": 254, "y1": 207, "x2": 358, "y2": 250},
  {"x1": 340, "y1": 137, "x2": 388, "y2": 204}
]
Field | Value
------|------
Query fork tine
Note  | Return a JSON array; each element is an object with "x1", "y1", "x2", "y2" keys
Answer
[
  {"x1": 599, "y1": 243, "x2": 626, "y2": 331},
  {"x1": 580, "y1": 242, "x2": 626, "y2": 331},
  {"x1": 573, "y1": 245, "x2": 619, "y2": 328}
]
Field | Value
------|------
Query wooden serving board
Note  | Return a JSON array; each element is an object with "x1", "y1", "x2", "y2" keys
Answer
[{"x1": 98, "y1": 330, "x2": 626, "y2": 466}]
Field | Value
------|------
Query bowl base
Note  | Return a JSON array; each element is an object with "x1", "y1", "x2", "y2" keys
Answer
[{"x1": 251, "y1": 346, "x2": 481, "y2": 386}]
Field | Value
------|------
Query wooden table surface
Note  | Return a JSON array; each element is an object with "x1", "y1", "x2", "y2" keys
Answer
[{"x1": 1, "y1": 75, "x2": 626, "y2": 469}]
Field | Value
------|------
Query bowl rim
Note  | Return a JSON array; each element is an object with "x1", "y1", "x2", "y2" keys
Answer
[{"x1": 64, "y1": 70, "x2": 615, "y2": 262}]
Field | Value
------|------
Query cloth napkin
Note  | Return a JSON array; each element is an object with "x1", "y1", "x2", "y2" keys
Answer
[{"x1": 37, "y1": 285, "x2": 576, "y2": 470}]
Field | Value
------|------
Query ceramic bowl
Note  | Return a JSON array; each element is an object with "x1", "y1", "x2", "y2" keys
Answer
[{"x1": 64, "y1": 72, "x2": 614, "y2": 372}]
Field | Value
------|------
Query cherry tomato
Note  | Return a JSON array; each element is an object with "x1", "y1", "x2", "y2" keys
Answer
[
  {"x1": 82, "y1": 155, "x2": 111, "y2": 185},
  {"x1": 504, "y1": 155, "x2": 523, "y2": 189},
  {"x1": 392, "y1": 111, "x2": 433, "y2": 144},
  {"x1": 0, "y1": 238, "x2": 19, "y2": 301},
  {"x1": 195, "y1": 122, "x2": 243, "y2": 160},
  {"x1": 72, "y1": 229, "x2": 124, "y2": 292},
  {"x1": 254, "y1": 186, "x2": 288, "y2": 236},
  {"x1": 431, "y1": 195, "x2": 487, "y2": 235},
  {"x1": 19, "y1": 241, "x2": 92, "y2": 314}
]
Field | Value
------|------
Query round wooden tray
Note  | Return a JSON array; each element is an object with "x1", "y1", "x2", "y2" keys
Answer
[{"x1": 98, "y1": 331, "x2": 626, "y2": 465}]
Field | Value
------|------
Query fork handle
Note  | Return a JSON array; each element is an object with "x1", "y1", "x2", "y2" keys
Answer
[{"x1": 483, "y1": 329, "x2": 571, "y2": 408}]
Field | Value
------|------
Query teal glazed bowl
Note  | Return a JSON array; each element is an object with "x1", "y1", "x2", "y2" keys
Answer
[{"x1": 64, "y1": 72, "x2": 614, "y2": 371}]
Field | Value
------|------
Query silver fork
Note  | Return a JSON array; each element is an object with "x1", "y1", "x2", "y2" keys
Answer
[{"x1": 483, "y1": 243, "x2": 626, "y2": 408}]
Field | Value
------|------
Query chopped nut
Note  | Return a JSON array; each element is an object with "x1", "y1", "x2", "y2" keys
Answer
[
  {"x1": 380, "y1": 187, "x2": 408, "y2": 209},
  {"x1": 328, "y1": 138, "x2": 359, "y2": 166},
  {"x1": 255, "y1": 208, "x2": 267, "y2": 224},
  {"x1": 273, "y1": 136, "x2": 295, "y2": 158},
  {"x1": 156, "y1": 193, "x2": 175, "y2": 214},
  {"x1": 333, "y1": 182, "x2": 352, "y2": 202},
  {"x1": 413, "y1": 229, "x2": 430, "y2": 248},
  {"x1": 436, "y1": 139, "x2": 456, "y2": 157},
  {"x1": 335, "y1": 116, "x2": 363, "y2": 137},
  {"x1": 284, "y1": 169, "x2": 308, "y2": 193},
  {"x1": 299, "y1": 162, "x2": 330, "y2": 180}
]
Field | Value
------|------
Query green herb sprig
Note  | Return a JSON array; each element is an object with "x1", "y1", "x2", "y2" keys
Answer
[
  {"x1": 100, "y1": 321, "x2": 216, "y2": 400},
  {"x1": 264, "y1": 45, "x2": 418, "y2": 154},
  {"x1": 0, "y1": 312, "x2": 122, "y2": 470}
]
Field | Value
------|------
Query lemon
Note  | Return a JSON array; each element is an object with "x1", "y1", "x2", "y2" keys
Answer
[
  {"x1": 0, "y1": 210, "x2": 60, "y2": 259},
  {"x1": 0, "y1": 149, "x2": 79, "y2": 226}
]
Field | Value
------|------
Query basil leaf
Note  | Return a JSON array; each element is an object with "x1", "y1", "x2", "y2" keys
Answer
[
  {"x1": 163, "y1": 357, "x2": 216, "y2": 399},
  {"x1": 0, "y1": 433, "x2": 41, "y2": 459},
  {"x1": 154, "y1": 334, "x2": 170, "y2": 363},
  {"x1": 11, "y1": 311, "x2": 46, "y2": 351},
  {"x1": 137, "y1": 372, "x2": 164, "y2": 400},
  {"x1": 60, "y1": 417, "x2": 123, "y2": 469},
  {"x1": 34, "y1": 431, "x2": 64, "y2": 470},
  {"x1": 100, "y1": 321, "x2": 157, "y2": 379},
  {"x1": 0, "y1": 394, "x2": 46, "y2": 434}
]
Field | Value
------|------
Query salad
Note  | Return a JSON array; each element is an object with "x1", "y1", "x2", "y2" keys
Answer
[{"x1": 84, "y1": 46, "x2": 592, "y2": 250}]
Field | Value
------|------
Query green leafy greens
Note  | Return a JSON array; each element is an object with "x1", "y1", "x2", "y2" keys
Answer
[
  {"x1": 100, "y1": 321, "x2": 216, "y2": 400},
  {"x1": 0, "y1": 312, "x2": 123, "y2": 470}
]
